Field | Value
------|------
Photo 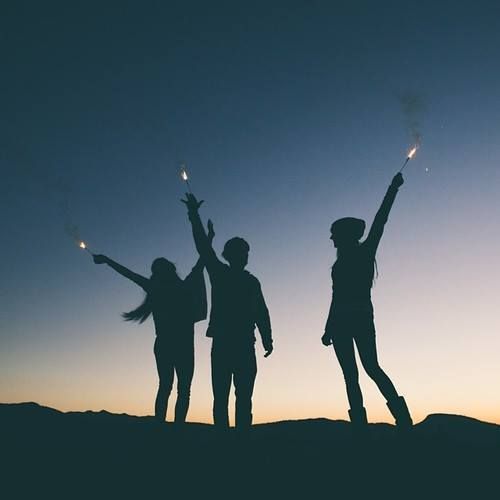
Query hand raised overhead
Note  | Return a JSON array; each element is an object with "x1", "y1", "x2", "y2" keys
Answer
[
  {"x1": 391, "y1": 172, "x2": 404, "y2": 188},
  {"x1": 181, "y1": 193, "x2": 204, "y2": 212},
  {"x1": 207, "y1": 219, "x2": 215, "y2": 242},
  {"x1": 93, "y1": 254, "x2": 108, "y2": 265}
]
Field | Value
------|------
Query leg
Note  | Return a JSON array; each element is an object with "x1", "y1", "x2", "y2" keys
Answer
[
  {"x1": 154, "y1": 338, "x2": 174, "y2": 422},
  {"x1": 211, "y1": 342, "x2": 232, "y2": 428},
  {"x1": 355, "y1": 333, "x2": 399, "y2": 402},
  {"x1": 356, "y1": 333, "x2": 412, "y2": 428},
  {"x1": 174, "y1": 343, "x2": 195, "y2": 424},
  {"x1": 233, "y1": 346, "x2": 257, "y2": 429},
  {"x1": 333, "y1": 335, "x2": 364, "y2": 412}
]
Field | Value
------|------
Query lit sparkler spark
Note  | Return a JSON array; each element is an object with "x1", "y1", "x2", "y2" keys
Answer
[
  {"x1": 399, "y1": 145, "x2": 419, "y2": 173},
  {"x1": 407, "y1": 146, "x2": 417, "y2": 160},
  {"x1": 179, "y1": 163, "x2": 193, "y2": 193},
  {"x1": 79, "y1": 241, "x2": 93, "y2": 256}
]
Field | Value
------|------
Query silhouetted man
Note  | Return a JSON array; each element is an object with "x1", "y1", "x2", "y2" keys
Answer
[{"x1": 182, "y1": 193, "x2": 273, "y2": 429}]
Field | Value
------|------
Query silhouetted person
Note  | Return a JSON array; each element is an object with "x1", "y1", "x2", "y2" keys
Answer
[
  {"x1": 322, "y1": 173, "x2": 413, "y2": 429},
  {"x1": 182, "y1": 193, "x2": 273, "y2": 429},
  {"x1": 92, "y1": 225, "x2": 213, "y2": 423}
]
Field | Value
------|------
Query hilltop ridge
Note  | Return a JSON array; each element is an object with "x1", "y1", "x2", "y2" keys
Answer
[{"x1": 1, "y1": 402, "x2": 498, "y2": 498}]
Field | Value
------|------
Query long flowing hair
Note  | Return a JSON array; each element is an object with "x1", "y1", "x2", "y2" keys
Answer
[{"x1": 122, "y1": 258, "x2": 181, "y2": 323}]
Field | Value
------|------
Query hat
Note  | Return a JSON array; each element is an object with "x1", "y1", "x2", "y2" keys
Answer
[{"x1": 330, "y1": 217, "x2": 366, "y2": 241}]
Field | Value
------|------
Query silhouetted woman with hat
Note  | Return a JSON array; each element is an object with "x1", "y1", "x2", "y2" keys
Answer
[
  {"x1": 322, "y1": 173, "x2": 412, "y2": 429},
  {"x1": 92, "y1": 221, "x2": 213, "y2": 423}
]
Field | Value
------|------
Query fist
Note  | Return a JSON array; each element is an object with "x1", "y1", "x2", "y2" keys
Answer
[
  {"x1": 263, "y1": 340, "x2": 273, "y2": 357},
  {"x1": 321, "y1": 332, "x2": 332, "y2": 346},
  {"x1": 391, "y1": 173, "x2": 404, "y2": 188},
  {"x1": 93, "y1": 254, "x2": 107, "y2": 265}
]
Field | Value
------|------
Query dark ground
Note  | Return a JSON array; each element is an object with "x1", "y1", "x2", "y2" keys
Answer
[{"x1": 1, "y1": 402, "x2": 498, "y2": 498}]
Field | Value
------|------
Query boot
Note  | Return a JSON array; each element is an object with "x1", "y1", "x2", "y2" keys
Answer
[
  {"x1": 387, "y1": 396, "x2": 413, "y2": 429},
  {"x1": 348, "y1": 406, "x2": 368, "y2": 426}
]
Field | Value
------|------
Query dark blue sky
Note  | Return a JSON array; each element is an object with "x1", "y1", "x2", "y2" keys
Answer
[{"x1": 2, "y1": 1, "x2": 499, "y2": 422}]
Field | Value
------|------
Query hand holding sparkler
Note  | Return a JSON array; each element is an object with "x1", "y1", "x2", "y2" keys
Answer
[
  {"x1": 181, "y1": 192, "x2": 204, "y2": 213},
  {"x1": 391, "y1": 172, "x2": 404, "y2": 189},
  {"x1": 93, "y1": 254, "x2": 108, "y2": 265}
]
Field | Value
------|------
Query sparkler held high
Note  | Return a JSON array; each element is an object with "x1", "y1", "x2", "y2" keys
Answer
[
  {"x1": 79, "y1": 241, "x2": 94, "y2": 257},
  {"x1": 179, "y1": 163, "x2": 193, "y2": 194},
  {"x1": 398, "y1": 145, "x2": 419, "y2": 173}
]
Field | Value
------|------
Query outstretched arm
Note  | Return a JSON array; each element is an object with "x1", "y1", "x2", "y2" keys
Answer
[
  {"x1": 93, "y1": 255, "x2": 149, "y2": 291},
  {"x1": 364, "y1": 173, "x2": 404, "y2": 254},
  {"x1": 255, "y1": 281, "x2": 273, "y2": 358},
  {"x1": 182, "y1": 193, "x2": 223, "y2": 275}
]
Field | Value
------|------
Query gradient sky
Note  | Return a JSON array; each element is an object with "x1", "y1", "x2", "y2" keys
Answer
[{"x1": 1, "y1": 1, "x2": 499, "y2": 424}]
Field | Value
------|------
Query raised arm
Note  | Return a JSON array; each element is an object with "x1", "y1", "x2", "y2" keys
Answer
[
  {"x1": 183, "y1": 223, "x2": 213, "y2": 325},
  {"x1": 93, "y1": 254, "x2": 149, "y2": 291},
  {"x1": 254, "y1": 280, "x2": 273, "y2": 357},
  {"x1": 185, "y1": 219, "x2": 215, "y2": 283},
  {"x1": 182, "y1": 193, "x2": 223, "y2": 275},
  {"x1": 364, "y1": 173, "x2": 404, "y2": 254}
]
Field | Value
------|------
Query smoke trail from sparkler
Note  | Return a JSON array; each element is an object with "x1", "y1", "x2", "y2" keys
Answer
[
  {"x1": 2, "y1": 139, "x2": 86, "y2": 247},
  {"x1": 399, "y1": 92, "x2": 425, "y2": 146}
]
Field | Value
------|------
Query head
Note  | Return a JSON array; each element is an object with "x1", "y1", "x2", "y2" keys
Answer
[
  {"x1": 330, "y1": 217, "x2": 365, "y2": 250},
  {"x1": 150, "y1": 257, "x2": 179, "y2": 282},
  {"x1": 123, "y1": 258, "x2": 179, "y2": 324},
  {"x1": 222, "y1": 237, "x2": 250, "y2": 270}
]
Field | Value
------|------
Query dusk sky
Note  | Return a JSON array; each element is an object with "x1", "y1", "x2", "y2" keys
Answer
[{"x1": 1, "y1": 1, "x2": 499, "y2": 424}]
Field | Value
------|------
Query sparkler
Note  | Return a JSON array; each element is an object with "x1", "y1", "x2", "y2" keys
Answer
[
  {"x1": 79, "y1": 241, "x2": 94, "y2": 257},
  {"x1": 179, "y1": 163, "x2": 193, "y2": 194},
  {"x1": 398, "y1": 145, "x2": 418, "y2": 173}
]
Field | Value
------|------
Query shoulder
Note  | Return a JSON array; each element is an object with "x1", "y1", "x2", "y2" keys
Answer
[
  {"x1": 220, "y1": 262, "x2": 231, "y2": 273},
  {"x1": 212, "y1": 262, "x2": 231, "y2": 278},
  {"x1": 360, "y1": 239, "x2": 376, "y2": 255},
  {"x1": 141, "y1": 278, "x2": 152, "y2": 292},
  {"x1": 244, "y1": 271, "x2": 262, "y2": 288}
]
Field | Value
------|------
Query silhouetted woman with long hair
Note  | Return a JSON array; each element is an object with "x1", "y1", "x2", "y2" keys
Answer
[
  {"x1": 322, "y1": 173, "x2": 412, "y2": 429},
  {"x1": 93, "y1": 222, "x2": 213, "y2": 423}
]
